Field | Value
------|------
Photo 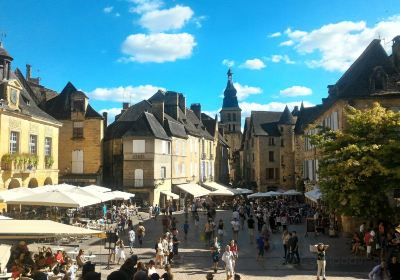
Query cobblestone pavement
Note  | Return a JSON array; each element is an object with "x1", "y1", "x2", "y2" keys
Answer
[{"x1": 36, "y1": 210, "x2": 375, "y2": 279}]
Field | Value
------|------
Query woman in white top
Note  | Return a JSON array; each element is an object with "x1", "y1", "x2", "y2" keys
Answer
[
  {"x1": 162, "y1": 235, "x2": 170, "y2": 265},
  {"x1": 156, "y1": 237, "x2": 164, "y2": 268},
  {"x1": 221, "y1": 245, "x2": 234, "y2": 280},
  {"x1": 147, "y1": 259, "x2": 158, "y2": 276}
]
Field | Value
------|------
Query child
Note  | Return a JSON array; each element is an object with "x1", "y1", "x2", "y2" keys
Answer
[
  {"x1": 183, "y1": 220, "x2": 189, "y2": 240},
  {"x1": 256, "y1": 235, "x2": 264, "y2": 261}
]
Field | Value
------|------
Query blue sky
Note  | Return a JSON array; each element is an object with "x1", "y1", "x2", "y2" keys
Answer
[{"x1": 1, "y1": 0, "x2": 399, "y2": 123}]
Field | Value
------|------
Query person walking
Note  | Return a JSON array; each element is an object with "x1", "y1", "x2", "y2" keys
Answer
[
  {"x1": 314, "y1": 243, "x2": 329, "y2": 280},
  {"x1": 247, "y1": 215, "x2": 255, "y2": 244},
  {"x1": 116, "y1": 238, "x2": 126, "y2": 265},
  {"x1": 217, "y1": 219, "x2": 225, "y2": 242},
  {"x1": 256, "y1": 235, "x2": 265, "y2": 261},
  {"x1": 282, "y1": 230, "x2": 290, "y2": 261},
  {"x1": 369, "y1": 261, "x2": 387, "y2": 280},
  {"x1": 290, "y1": 231, "x2": 300, "y2": 264},
  {"x1": 231, "y1": 218, "x2": 240, "y2": 241},
  {"x1": 156, "y1": 237, "x2": 164, "y2": 269},
  {"x1": 211, "y1": 237, "x2": 221, "y2": 273},
  {"x1": 222, "y1": 245, "x2": 234, "y2": 280},
  {"x1": 137, "y1": 222, "x2": 146, "y2": 248},
  {"x1": 183, "y1": 220, "x2": 189, "y2": 241},
  {"x1": 128, "y1": 226, "x2": 136, "y2": 254},
  {"x1": 205, "y1": 220, "x2": 213, "y2": 247},
  {"x1": 229, "y1": 239, "x2": 238, "y2": 271},
  {"x1": 149, "y1": 205, "x2": 154, "y2": 219}
]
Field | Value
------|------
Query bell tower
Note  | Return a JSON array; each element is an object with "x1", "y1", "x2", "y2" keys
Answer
[{"x1": 219, "y1": 69, "x2": 242, "y2": 183}]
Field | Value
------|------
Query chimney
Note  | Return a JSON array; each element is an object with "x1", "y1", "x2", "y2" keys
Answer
[
  {"x1": 102, "y1": 112, "x2": 108, "y2": 131},
  {"x1": 392, "y1": 35, "x2": 400, "y2": 69},
  {"x1": 26, "y1": 64, "x2": 31, "y2": 80},
  {"x1": 151, "y1": 101, "x2": 164, "y2": 124},
  {"x1": 165, "y1": 91, "x2": 179, "y2": 120},
  {"x1": 178, "y1": 93, "x2": 186, "y2": 116},
  {"x1": 190, "y1": 103, "x2": 201, "y2": 120},
  {"x1": 123, "y1": 102, "x2": 130, "y2": 110}
]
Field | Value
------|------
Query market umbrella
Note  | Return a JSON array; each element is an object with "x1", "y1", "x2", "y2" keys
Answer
[
  {"x1": 247, "y1": 192, "x2": 265, "y2": 198},
  {"x1": 283, "y1": 189, "x2": 302, "y2": 196},
  {"x1": 0, "y1": 244, "x2": 11, "y2": 272},
  {"x1": 0, "y1": 187, "x2": 38, "y2": 202},
  {"x1": 109, "y1": 190, "x2": 135, "y2": 200},
  {"x1": 264, "y1": 191, "x2": 282, "y2": 197},
  {"x1": 83, "y1": 185, "x2": 112, "y2": 193},
  {"x1": 6, "y1": 189, "x2": 101, "y2": 208},
  {"x1": 235, "y1": 188, "x2": 253, "y2": 194},
  {"x1": 0, "y1": 215, "x2": 12, "y2": 220},
  {"x1": 0, "y1": 220, "x2": 104, "y2": 239}
]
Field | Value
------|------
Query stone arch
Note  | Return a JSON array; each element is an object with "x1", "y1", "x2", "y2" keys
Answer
[
  {"x1": 28, "y1": 178, "x2": 38, "y2": 188},
  {"x1": 43, "y1": 177, "x2": 53, "y2": 186},
  {"x1": 8, "y1": 179, "x2": 21, "y2": 189}
]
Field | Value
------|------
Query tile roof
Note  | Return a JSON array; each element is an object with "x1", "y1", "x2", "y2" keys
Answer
[
  {"x1": 165, "y1": 119, "x2": 187, "y2": 139},
  {"x1": 123, "y1": 112, "x2": 170, "y2": 140},
  {"x1": 278, "y1": 105, "x2": 296, "y2": 125},
  {"x1": 250, "y1": 111, "x2": 282, "y2": 136}
]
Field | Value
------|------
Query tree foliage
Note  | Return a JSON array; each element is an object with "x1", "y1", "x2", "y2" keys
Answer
[{"x1": 309, "y1": 103, "x2": 400, "y2": 220}]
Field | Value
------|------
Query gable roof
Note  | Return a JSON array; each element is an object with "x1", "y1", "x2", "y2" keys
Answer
[
  {"x1": 117, "y1": 100, "x2": 152, "y2": 122},
  {"x1": 123, "y1": 112, "x2": 170, "y2": 140},
  {"x1": 250, "y1": 111, "x2": 282, "y2": 136},
  {"x1": 44, "y1": 82, "x2": 102, "y2": 120},
  {"x1": 164, "y1": 119, "x2": 187, "y2": 139},
  {"x1": 278, "y1": 106, "x2": 296, "y2": 125},
  {"x1": 294, "y1": 105, "x2": 324, "y2": 134}
]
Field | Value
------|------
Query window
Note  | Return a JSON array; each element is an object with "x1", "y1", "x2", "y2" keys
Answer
[
  {"x1": 233, "y1": 114, "x2": 236, "y2": 121},
  {"x1": 29, "y1": 135, "x2": 37, "y2": 154},
  {"x1": 134, "y1": 169, "x2": 144, "y2": 187},
  {"x1": 281, "y1": 139, "x2": 284, "y2": 147},
  {"x1": 269, "y1": 151, "x2": 274, "y2": 162},
  {"x1": 227, "y1": 113, "x2": 231, "y2": 121},
  {"x1": 228, "y1": 124, "x2": 231, "y2": 131},
  {"x1": 268, "y1": 138, "x2": 275, "y2": 146},
  {"x1": 281, "y1": 155, "x2": 284, "y2": 164},
  {"x1": 233, "y1": 124, "x2": 236, "y2": 131},
  {"x1": 251, "y1": 138, "x2": 254, "y2": 147},
  {"x1": 72, "y1": 150, "x2": 83, "y2": 174},
  {"x1": 73, "y1": 100, "x2": 85, "y2": 112},
  {"x1": 280, "y1": 127, "x2": 283, "y2": 132},
  {"x1": 73, "y1": 122, "x2": 84, "y2": 138},
  {"x1": 44, "y1": 137, "x2": 52, "y2": 156},
  {"x1": 266, "y1": 168, "x2": 275, "y2": 179},
  {"x1": 161, "y1": 166, "x2": 166, "y2": 179},
  {"x1": 252, "y1": 153, "x2": 254, "y2": 162},
  {"x1": 133, "y1": 140, "x2": 145, "y2": 153},
  {"x1": 9, "y1": 131, "x2": 19, "y2": 154},
  {"x1": 175, "y1": 141, "x2": 180, "y2": 155}
]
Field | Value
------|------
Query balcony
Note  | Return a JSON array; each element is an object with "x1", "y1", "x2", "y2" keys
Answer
[
  {"x1": 201, "y1": 153, "x2": 206, "y2": 160},
  {"x1": 210, "y1": 154, "x2": 214, "y2": 160},
  {"x1": 123, "y1": 178, "x2": 165, "y2": 188},
  {"x1": 124, "y1": 153, "x2": 154, "y2": 160},
  {"x1": 1, "y1": 153, "x2": 39, "y2": 173}
]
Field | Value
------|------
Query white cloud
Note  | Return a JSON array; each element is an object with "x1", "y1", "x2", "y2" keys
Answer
[
  {"x1": 222, "y1": 59, "x2": 235, "y2": 67},
  {"x1": 239, "y1": 101, "x2": 314, "y2": 118},
  {"x1": 100, "y1": 108, "x2": 122, "y2": 124},
  {"x1": 103, "y1": 6, "x2": 114, "y2": 13},
  {"x1": 269, "y1": 32, "x2": 281, "y2": 38},
  {"x1": 88, "y1": 85, "x2": 166, "y2": 102},
  {"x1": 129, "y1": 0, "x2": 164, "y2": 14},
  {"x1": 240, "y1": 58, "x2": 266, "y2": 70},
  {"x1": 121, "y1": 33, "x2": 196, "y2": 63},
  {"x1": 139, "y1": 5, "x2": 194, "y2": 32},
  {"x1": 270, "y1": 54, "x2": 295, "y2": 64},
  {"x1": 283, "y1": 15, "x2": 400, "y2": 72},
  {"x1": 233, "y1": 82, "x2": 262, "y2": 100},
  {"x1": 280, "y1": 40, "x2": 294, "y2": 46},
  {"x1": 280, "y1": 86, "x2": 312, "y2": 97}
]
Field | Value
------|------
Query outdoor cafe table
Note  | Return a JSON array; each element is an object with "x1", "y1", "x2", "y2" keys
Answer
[{"x1": 84, "y1": 255, "x2": 96, "y2": 260}]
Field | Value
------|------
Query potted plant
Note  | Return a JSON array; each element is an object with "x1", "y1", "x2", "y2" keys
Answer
[{"x1": 45, "y1": 156, "x2": 54, "y2": 169}]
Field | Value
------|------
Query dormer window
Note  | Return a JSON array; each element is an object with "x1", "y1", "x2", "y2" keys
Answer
[
  {"x1": 370, "y1": 66, "x2": 387, "y2": 91},
  {"x1": 73, "y1": 99, "x2": 85, "y2": 112}
]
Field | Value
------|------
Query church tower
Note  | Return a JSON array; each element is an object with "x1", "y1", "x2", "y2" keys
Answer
[{"x1": 219, "y1": 69, "x2": 242, "y2": 183}]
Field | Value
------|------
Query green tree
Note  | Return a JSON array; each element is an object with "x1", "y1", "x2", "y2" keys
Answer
[{"x1": 309, "y1": 103, "x2": 400, "y2": 220}]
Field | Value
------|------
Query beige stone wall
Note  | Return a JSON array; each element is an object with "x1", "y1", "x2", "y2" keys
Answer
[
  {"x1": 171, "y1": 137, "x2": 188, "y2": 185},
  {"x1": 58, "y1": 119, "x2": 103, "y2": 175},
  {"x1": 0, "y1": 111, "x2": 60, "y2": 209}
]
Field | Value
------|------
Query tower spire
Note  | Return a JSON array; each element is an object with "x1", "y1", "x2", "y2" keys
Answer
[{"x1": 227, "y1": 68, "x2": 233, "y2": 81}]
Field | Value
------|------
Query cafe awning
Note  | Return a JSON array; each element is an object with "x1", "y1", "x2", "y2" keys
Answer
[
  {"x1": 82, "y1": 185, "x2": 112, "y2": 193},
  {"x1": 235, "y1": 188, "x2": 253, "y2": 194},
  {"x1": 110, "y1": 191, "x2": 135, "y2": 200},
  {"x1": 176, "y1": 183, "x2": 210, "y2": 197},
  {"x1": 0, "y1": 244, "x2": 11, "y2": 272},
  {"x1": 160, "y1": 190, "x2": 179, "y2": 200},
  {"x1": 283, "y1": 189, "x2": 302, "y2": 196},
  {"x1": 203, "y1": 182, "x2": 238, "y2": 196},
  {"x1": 0, "y1": 220, "x2": 104, "y2": 239},
  {"x1": 0, "y1": 187, "x2": 38, "y2": 202}
]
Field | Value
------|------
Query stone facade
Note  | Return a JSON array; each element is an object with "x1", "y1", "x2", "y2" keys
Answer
[{"x1": 0, "y1": 44, "x2": 60, "y2": 210}]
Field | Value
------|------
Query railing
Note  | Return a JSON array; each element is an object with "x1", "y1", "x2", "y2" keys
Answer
[{"x1": 1, "y1": 153, "x2": 39, "y2": 173}]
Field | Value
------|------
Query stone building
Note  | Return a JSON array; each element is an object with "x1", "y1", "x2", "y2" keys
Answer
[
  {"x1": 219, "y1": 69, "x2": 242, "y2": 183},
  {"x1": 0, "y1": 44, "x2": 60, "y2": 207},
  {"x1": 42, "y1": 82, "x2": 104, "y2": 186},
  {"x1": 241, "y1": 106, "x2": 297, "y2": 192},
  {"x1": 103, "y1": 90, "x2": 229, "y2": 206},
  {"x1": 301, "y1": 37, "x2": 400, "y2": 191}
]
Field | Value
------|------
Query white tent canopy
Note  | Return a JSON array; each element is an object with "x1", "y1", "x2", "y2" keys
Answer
[
  {"x1": 264, "y1": 191, "x2": 282, "y2": 197},
  {"x1": 160, "y1": 190, "x2": 179, "y2": 200},
  {"x1": 0, "y1": 220, "x2": 104, "y2": 239},
  {"x1": 6, "y1": 189, "x2": 101, "y2": 208},
  {"x1": 283, "y1": 189, "x2": 302, "y2": 196},
  {"x1": 83, "y1": 185, "x2": 112, "y2": 193},
  {"x1": 176, "y1": 183, "x2": 210, "y2": 197},
  {"x1": 0, "y1": 215, "x2": 12, "y2": 220},
  {"x1": 305, "y1": 188, "x2": 322, "y2": 203},
  {"x1": 247, "y1": 192, "x2": 265, "y2": 198},
  {"x1": 110, "y1": 191, "x2": 135, "y2": 200}
]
